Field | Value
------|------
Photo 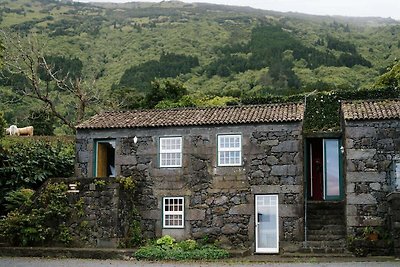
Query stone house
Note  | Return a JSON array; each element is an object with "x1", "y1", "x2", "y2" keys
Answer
[
  {"x1": 342, "y1": 99, "x2": 400, "y2": 255},
  {"x1": 75, "y1": 99, "x2": 400, "y2": 254}
]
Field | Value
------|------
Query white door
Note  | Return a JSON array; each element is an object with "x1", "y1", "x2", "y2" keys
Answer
[{"x1": 255, "y1": 195, "x2": 279, "y2": 253}]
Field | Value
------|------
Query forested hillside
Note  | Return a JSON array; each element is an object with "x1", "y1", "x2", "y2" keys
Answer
[{"x1": 0, "y1": 0, "x2": 399, "y2": 134}]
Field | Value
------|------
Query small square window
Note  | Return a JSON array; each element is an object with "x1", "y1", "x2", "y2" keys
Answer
[
  {"x1": 218, "y1": 135, "x2": 241, "y2": 166},
  {"x1": 160, "y1": 137, "x2": 182, "y2": 167},
  {"x1": 163, "y1": 197, "x2": 184, "y2": 228}
]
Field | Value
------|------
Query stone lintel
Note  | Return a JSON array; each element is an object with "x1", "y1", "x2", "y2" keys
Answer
[
  {"x1": 251, "y1": 185, "x2": 302, "y2": 194},
  {"x1": 346, "y1": 172, "x2": 385, "y2": 182}
]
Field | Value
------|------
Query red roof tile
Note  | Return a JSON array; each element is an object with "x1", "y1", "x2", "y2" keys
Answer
[
  {"x1": 76, "y1": 103, "x2": 304, "y2": 129},
  {"x1": 342, "y1": 99, "x2": 400, "y2": 121}
]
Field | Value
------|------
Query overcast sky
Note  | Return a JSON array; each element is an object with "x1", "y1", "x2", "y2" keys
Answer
[{"x1": 77, "y1": 0, "x2": 400, "y2": 20}]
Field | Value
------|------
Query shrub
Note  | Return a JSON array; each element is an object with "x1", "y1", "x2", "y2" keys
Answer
[
  {"x1": 0, "y1": 182, "x2": 74, "y2": 246},
  {"x1": 0, "y1": 112, "x2": 6, "y2": 139},
  {"x1": 134, "y1": 235, "x2": 229, "y2": 260},
  {"x1": 4, "y1": 188, "x2": 34, "y2": 212},
  {"x1": 0, "y1": 138, "x2": 74, "y2": 214}
]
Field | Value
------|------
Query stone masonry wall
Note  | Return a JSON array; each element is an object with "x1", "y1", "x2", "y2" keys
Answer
[
  {"x1": 76, "y1": 122, "x2": 303, "y2": 252},
  {"x1": 52, "y1": 177, "x2": 136, "y2": 248},
  {"x1": 344, "y1": 120, "x2": 400, "y2": 235}
]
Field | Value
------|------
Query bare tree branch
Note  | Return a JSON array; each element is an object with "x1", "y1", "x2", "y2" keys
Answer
[{"x1": 0, "y1": 30, "x2": 99, "y2": 132}]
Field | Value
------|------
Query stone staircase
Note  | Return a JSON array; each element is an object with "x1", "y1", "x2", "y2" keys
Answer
[{"x1": 302, "y1": 201, "x2": 348, "y2": 254}]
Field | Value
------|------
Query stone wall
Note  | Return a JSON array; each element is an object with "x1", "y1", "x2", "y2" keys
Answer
[
  {"x1": 388, "y1": 192, "x2": 400, "y2": 257},
  {"x1": 344, "y1": 120, "x2": 400, "y2": 235},
  {"x1": 76, "y1": 122, "x2": 303, "y2": 252},
  {"x1": 52, "y1": 177, "x2": 137, "y2": 248}
]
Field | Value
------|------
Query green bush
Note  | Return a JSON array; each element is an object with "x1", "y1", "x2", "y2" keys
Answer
[
  {"x1": 0, "y1": 112, "x2": 6, "y2": 139},
  {"x1": 4, "y1": 188, "x2": 34, "y2": 212},
  {"x1": 0, "y1": 182, "x2": 74, "y2": 246},
  {"x1": 0, "y1": 138, "x2": 74, "y2": 214},
  {"x1": 134, "y1": 235, "x2": 229, "y2": 261}
]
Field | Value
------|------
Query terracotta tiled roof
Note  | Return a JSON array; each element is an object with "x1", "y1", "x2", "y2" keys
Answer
[
  {"x1": 76, "y1": 103, "x2": 304, "y2": 129},
  {"x1": 342, "y1": 99, "x2": 400, "y2": 121}
]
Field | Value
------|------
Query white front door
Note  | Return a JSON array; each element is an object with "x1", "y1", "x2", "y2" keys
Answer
[{"x1": 255, "y1": 195, "x2": 279, "y2": 253}]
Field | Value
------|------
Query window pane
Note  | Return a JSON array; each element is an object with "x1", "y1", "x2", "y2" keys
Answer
[
  {"x1": 325, "y1": 140, "x2": 340, "y2": 197},
  {"x1": 164, "y1": 197, "x2": 184, "y2": 228},
  {"x1": 218, "y1": 135, "x2": 241, "y2": 166}
]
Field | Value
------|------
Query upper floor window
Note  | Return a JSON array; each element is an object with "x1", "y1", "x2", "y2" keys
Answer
[
  {"x1": 163, "y1": 197, "x2": 184, "y2": 228},
  {"x1": 94, "y1": 139, "x2": 116, "y2": 177},
  {"x1": 218, "y1": 134, "x2": 241, "y2": 166},
  {"x1": 159, "y1": 137, "x2": 182, "y2": 167}
]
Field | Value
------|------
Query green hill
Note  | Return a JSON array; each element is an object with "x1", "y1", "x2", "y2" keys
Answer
[{"x1": 0, "y1": 0, "x2": 399, "y2": 133}]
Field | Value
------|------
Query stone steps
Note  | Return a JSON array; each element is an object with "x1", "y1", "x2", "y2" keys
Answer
[
  {"x1": 301, "y1": 240, "x2": 348, "y2": 253},
  {"x1": 305, "y1": 201, "x2": 347, "y2": 253}
]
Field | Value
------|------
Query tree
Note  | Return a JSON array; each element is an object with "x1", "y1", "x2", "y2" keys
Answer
[
  {"x1": 144, "y1": 79, "x2": 188, "y2": 108},
  {"x1": 0, "y1": 38, "x2": 4, "y2": 67},
  {"x1": 375, "y1": 61, "x2": 400, "y2": 89},
  {"x1": 1, "y1": 31, "x2": 99, "y2": 132},
  {"x1": 0, "y1": 112, "x2": 6, "y2": 139},
  {"x1": 27, "y1": 109, "x2": 56, "y2": 136}
]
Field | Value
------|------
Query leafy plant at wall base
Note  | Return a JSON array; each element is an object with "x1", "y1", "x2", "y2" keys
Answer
[
  {"x1": 0, "y1": 138, "x2": 74, "y2": 215},
  {"x1": 116, "y1": 176, "x2": 136, "y2": 190},
  {"x1": 4, "y1": 188, "x2": 34, "y2": 212},
  {"x1": 0, "y1": 182, "x2": 74, "y2": 246},
  {"x1": 135, "y1": 236, "x2": 229, "y2": 260}
]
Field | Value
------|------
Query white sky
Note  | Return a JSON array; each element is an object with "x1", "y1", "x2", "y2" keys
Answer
[{"x1": 77, "y1": 0, "x2": 400, "y2": 20}]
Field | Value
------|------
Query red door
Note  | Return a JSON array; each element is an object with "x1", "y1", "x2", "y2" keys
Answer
[{"x1": 309, "y1": 139, "x2": 323, "y2": 200}]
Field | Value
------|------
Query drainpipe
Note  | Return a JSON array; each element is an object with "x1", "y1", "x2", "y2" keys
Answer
[{"x1": 303, "y1": 90, "x2": 316, "y2": 248}]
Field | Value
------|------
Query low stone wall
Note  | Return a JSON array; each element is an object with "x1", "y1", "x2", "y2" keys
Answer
[{"x1": 52, "y1": 177, "x2": 137, "y2": 248}]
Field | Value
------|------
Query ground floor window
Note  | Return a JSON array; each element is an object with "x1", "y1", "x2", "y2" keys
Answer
[
  {"x1": 94, "y1": 139, "x2": 116, "y2": 177},
  {"x1": 163, "y1": 197, "x2": 184, "y2": 228}
]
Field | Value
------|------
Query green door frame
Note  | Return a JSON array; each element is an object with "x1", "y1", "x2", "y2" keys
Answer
[{"x1": 304, "y1": 138, "x2": 343, "y2": 201}]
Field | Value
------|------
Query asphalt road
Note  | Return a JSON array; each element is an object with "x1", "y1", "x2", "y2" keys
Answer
[{"x1": 1, "y1": 257, "x2": 400, "y2": 267}]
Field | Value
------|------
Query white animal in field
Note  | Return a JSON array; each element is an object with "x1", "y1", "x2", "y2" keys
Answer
[
  {"x1": 8, "y1": 125, "x2": 19, "y2": 136},
  {"x1": 18, "y1": 126, "x2": 34, "y2": 136},
  {"x1": 4, "y1": 125, "x2": 34, "y2": 136}
]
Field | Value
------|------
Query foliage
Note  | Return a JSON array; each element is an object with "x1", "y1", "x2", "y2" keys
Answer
[
  {"x1": 303, "y1": 87, "x2": 400, "y2": 133},
  {"x1": 135, "y1": 235, "x2": 229, "y2": 260},
  {"x1": 116, "y1": 176, "x2": 136, "y2": 190},
  {"x1": 327, "y1": 35, "x2": 357, "y2": 54},
  {"x1": 118, "y1": 52, "x2": 199, "y2": 93},
  {"x1": 144, "y1": 79, "x2": 188, "y2": 108},
  {"x1": 38, "y1": 55, "x2": 83, "y2": 82},
  {"x1": 0, "y1": 182, "x2": 74, "y2": 246},
  {"x1": 93, "y1": 179, "x2": 106, "y2": 187},
  {"x1": 0, "y1": 137, "x2": 74, "y2": 215},
  {"x1": 4, "y1": 188, "x2": 34, "y2": 213},
  {"x1": 0, "y1": 112, "x2": 6, "y2": 139},
  {"x1": 375, "y1": 60, "x2": 400, "y2": 89},
  {"x1": 27, "y1": 109, "x2": 56, "y2": 136},
  {"x1": 0, "y1": 0, "x2": 399, "y2": 129}
]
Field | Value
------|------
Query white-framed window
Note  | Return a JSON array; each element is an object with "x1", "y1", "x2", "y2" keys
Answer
[
  {"x1": 163, "y1": 197, "x2": 184, "y2": 228},
  {"x1": 159, "y1": 137, "x2": 182, "y2": 168},
  {"x1": 218, "y1": 134, "x2": 242, "y2": 166}
]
